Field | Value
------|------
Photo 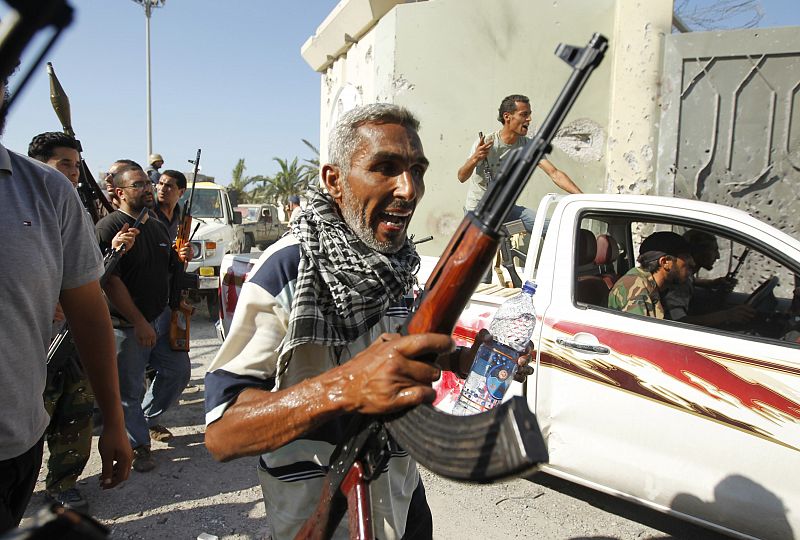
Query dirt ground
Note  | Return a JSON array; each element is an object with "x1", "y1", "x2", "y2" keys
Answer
[{"x1": 20, "y1": 317, "x2": 706, "y2": 540}]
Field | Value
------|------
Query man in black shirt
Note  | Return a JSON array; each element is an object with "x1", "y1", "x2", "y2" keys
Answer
[
  {"x1": 96, "y1": 163, "x2": 191, "y2": 473},
  {"x1": 154, "y1": 169, "x2": 186, "y2": 241}
]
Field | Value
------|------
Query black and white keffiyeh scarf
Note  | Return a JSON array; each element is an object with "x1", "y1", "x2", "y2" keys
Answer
[{"x1": 278, "y1": 190, "x2": 420, "y2": 357}]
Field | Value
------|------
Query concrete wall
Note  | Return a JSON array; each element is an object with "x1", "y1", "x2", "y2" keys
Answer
[{"x1": 303, "y1": 0, "x2": 674, "y2": 256}]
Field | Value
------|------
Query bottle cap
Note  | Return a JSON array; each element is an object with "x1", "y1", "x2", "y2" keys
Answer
[{"x1": 522, "y1": 280, "x2": 537, "y2": 294}]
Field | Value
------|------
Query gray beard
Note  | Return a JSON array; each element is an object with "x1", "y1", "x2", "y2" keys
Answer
[{"x1": 339, "y1": 182, "x2": 402, "y2": 254}]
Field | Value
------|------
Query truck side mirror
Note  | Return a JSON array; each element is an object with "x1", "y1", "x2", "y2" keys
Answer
[{"x1": 232, "y1": 212, "x2": 242, "y2": 225}]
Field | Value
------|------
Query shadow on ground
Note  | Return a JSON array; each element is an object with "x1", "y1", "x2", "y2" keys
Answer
[{"x1": 24, "y1": 367, "x2": 270, "y2": 539}]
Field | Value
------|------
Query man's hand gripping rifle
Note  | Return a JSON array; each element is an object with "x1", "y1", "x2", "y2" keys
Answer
[
  {"x1": 297, "y1": 33, "x2": 608, "y2": 540},
  {"x1": 47, "y1": 208, "x2": 147, "y2": 377},
  {"x1": 168, "y1": 149, "x2": 201, "y2": 351}
]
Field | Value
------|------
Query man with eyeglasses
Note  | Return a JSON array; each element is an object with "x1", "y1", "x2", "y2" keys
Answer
[
  {"x1": 105, "y1": 159, "x2": 145, "y2": 210},
  {"x1": 96, "y1": 164, "x2": 191, "y2": 473}
]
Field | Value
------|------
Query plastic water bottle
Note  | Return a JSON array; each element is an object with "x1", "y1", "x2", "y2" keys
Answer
[{"x1": 452, "y1": 281, "x2": 537, "y2": 416}]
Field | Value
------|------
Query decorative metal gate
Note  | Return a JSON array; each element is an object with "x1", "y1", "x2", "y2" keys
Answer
[{"x1": 657, "y1": 27, "x2": 800, "y2": 240}]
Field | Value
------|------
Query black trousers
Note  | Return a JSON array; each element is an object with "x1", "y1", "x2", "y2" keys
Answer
[
  {"x1": 0, "y1": 438, "x2": 44, "y2": 533},
  {"x1": 402, "y1": 479, "x2": 433, "y2": 540}
]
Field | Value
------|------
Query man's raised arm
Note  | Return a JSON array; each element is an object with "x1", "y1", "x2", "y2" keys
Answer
[
  {"x1": 457, "y1": 135, "x2": 493, "y2": 183},
  {"x1": 538, "y1": 158, "x2": 582, "y2": 194}
]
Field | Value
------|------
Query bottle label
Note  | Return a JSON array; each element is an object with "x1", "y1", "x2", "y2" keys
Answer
[{"x1": 452, "y1": 341, "x2": 518, "y2": 415}]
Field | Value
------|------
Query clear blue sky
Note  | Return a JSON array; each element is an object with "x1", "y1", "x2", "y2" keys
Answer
[
  {"x1": 3, "y1": 0, "x2": 339, "y2": 183},
  {"x1": 2, "y1": 0, "x2": 797, "y2": 185}
]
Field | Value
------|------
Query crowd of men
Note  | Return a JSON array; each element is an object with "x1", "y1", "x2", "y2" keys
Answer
[
  {"x1": 0, "y1": 69, "x2": 202, "y2": 530},
  {"x1": 7, "y1": 88, "x2": 732, "y2": 539},
  {"x1": 0, "y1": 86, "x2": 617, "y2": 538}
]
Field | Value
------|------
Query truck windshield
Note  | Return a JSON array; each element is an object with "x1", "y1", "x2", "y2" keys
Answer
[{"x1": 182, "y1": 189, "x2": 223, "y2": 218}]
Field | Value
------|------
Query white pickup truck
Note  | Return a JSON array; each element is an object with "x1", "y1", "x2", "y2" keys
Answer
[
  {"x1": 216, "y1": 193, "x2": 800, "y2": 539},
  {"x1": 180, "y1": 181, "x2": 244, "y2": 319}
]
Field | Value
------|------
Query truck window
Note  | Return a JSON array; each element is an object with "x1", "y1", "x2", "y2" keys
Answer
[
  {"x1": 574, "y1": 217, "x2": 618, "y2": 307},
  {"x1": 576, "y1": 215, "x2": 800, "y2": 349}
]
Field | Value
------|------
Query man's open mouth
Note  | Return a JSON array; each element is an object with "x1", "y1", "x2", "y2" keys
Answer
[{"x1": 379, "y1": 208, "x2": 412, "y2": 231}]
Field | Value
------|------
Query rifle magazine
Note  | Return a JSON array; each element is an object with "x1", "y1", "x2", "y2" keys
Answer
[{"x1": 383, "y1": 397, "x2": 547, "y2": 483}]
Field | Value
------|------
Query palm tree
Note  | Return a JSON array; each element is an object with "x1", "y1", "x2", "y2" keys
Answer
[
  {"x1": 301, "y1": 138, "x2": 320, "y2": 187},
  {"x1": 226, "y1": 158, "x2": 260, "y2": 206},
  {"x1": 261, "y1": 157, "x2": 313, "y2": 211}
]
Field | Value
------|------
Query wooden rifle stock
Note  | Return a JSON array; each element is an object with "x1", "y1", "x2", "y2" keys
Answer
[
  {"x1": 296, "y1": 463, "x2": 378, "y2": 540},
  {"x1": 299, "y1": 33, "x2": 607, "y2": 540},
  {"x1": 406, "y1": 216, "x2": 501, "y2": 335},
  {"x1": 294, "y1": 468, "x2": 352, "y2": 540},
  {"x1": 168, "y1": 298, "x2": 194, "y2": 352},
  {"x1": 169, "y1": 149, "x2": 202, "y2": 351}
]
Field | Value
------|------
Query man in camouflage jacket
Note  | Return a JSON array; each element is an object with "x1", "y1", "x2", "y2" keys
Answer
[{"x1": 608, "y1": 231, "x2": 694, "y2": 318}]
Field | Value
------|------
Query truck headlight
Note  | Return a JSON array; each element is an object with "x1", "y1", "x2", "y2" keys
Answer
[{"x1": 191, "y1": 241, "x2": 202, "y2": 260}]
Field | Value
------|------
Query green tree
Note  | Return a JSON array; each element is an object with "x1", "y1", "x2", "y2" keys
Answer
[
  {"x1": 245, "y1": 174, "x2": 270, "y2": 204},
  {"x1": 226, "y1": 158, "x2": 260, "y2": 205},
  {"x1": 301, "y1": 138, "x2": 320, "y2": 187},
  {"x1": 260, "y1": 157, "x2": 313, "y2": 210}
]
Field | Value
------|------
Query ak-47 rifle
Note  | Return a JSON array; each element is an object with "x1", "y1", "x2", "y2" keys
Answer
[
  {"x1": 175, "y1": 149, "x2": 200, "y2": 259},
  {"x1": 48, "y1": 62, "x2": 114, "y2": 223},
  {"x1": 47, "y1": 208, "x2": 147, "y2": 378},
  {"x1": 168, "y1": 150, "x2": 202, "y2": 351},
  {"x1": 297, "y1": 33, "x2": 608, "y2": 540}
]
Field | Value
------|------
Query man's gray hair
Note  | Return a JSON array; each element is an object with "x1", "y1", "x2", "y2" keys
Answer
[{"x1": 327, "y1": 103, "x2": 420, "y2": 177}]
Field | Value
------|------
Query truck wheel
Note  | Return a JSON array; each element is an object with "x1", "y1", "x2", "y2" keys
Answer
[
  {"x1": 207, "y1": 292, "x2": 219, "y2": 322},
  {"x1": 243, "y1": 234, "x2": 254, "y2": 254}
]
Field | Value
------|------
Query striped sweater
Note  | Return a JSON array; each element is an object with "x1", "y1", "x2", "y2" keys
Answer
[{"x1": 205, "y1": 234, "x2": 419, "y2": 539}]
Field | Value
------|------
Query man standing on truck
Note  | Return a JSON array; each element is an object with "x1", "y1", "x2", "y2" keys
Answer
[
  {"x1": 97, "y1": 163, "x2": 192, "y2": 473},
  {"x1": 146, "y1": 153, "x2": 164, "y2": 185},
  {"x1": 154, "y1": 169, "x2": 187, "y2": 240},
  {"x1": 204, "y1": 103, "x2": 492, "y2": 539},
  {"x1": 457, "y1": 94, "x2": 582, "y2": 232},
  {"x1": 27, "y1": 132, "x2": 139, "y2": 510},
  {"x1": 608, "y1": 231, "x2": 695, "y2": 319}
]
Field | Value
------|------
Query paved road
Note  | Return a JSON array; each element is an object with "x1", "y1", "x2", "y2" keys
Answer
[{"x1": 21, "y1": 317, "x2": 724, "y2": 539}]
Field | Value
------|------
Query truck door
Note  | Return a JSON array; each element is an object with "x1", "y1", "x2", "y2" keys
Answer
[{"x1": 534, "y1": 199, "x2": 800, "y2": 538}]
